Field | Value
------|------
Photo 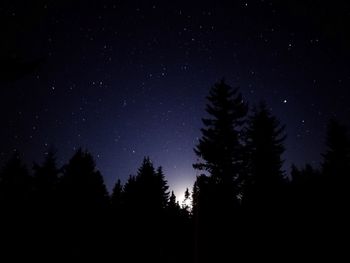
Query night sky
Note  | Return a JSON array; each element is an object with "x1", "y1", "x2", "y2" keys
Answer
[{"x1": 1, "y1": 0, "x2": 350, "y2": 200}]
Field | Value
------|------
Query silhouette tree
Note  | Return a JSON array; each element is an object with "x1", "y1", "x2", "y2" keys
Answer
[
  {"x1": 155, "y1": 166, "x2": 170, "y2": 209},
  {"x1": 286, "y1": 120, "x2": 350, "y2": 260},
  {"x1": 239, "y1": 103, "x2": 287, "y2": 257},
  {"x1": 179, "y1": 187, "x2": 191, "y2": 226},
  {"x1": 243, "y1": 102, "x2": 287, "y2": 208},
  {"x1": 166, "y1": 190, "x2": 193, "y2": 263},
  {"x1": 168, "y1": 191, "x2": 181, "y2": 214},
  {"x1": 59, "y1": 148, "x2": 109, "y2": 212},
  {"x1": 192, "y1": 175, "x2": 208, "y2": 213},
  {"x1": 125, "y1": 158, "x2": 169, "y2": 212},
  {"x1": 192, "y1": 80, "x2": 248, "y2": 262},
  {"x1": 184, "y1": 187, "x2": 190, "y2": 199},
  {"x1": 192, "y1": 174, "x2": 224, "y2": 263},
  {"x1": 57, "y1": 149, "x2": 109, "y2": 260},
  {"x1": 120, "y1": 157, "x2": 170, "y2": 262},
  {"x1": 112, "y1": 174, "x2": 137, "y2": 261},
  {"x1": 194, "y1": 79, "x2": 248, "y2": 194}
]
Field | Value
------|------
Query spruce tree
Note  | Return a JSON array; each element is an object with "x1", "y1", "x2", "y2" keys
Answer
[
  {"x1": 124, "y1": 158, "x2": 169, "y2": 213},
  {"x1": 168, "y1": 191, "x2": 180, "y2": 213},
  {"x1": 192, "y1": 80, "x2": 248, "y2": 262},
  {"x1": 58, "y1": 148, "x2": 109, "y2": 212},
  {"x1": 57, "y1": 149, "x2": 109, "y2": 260},
  {"x1": 243, "y1": 102, "x2": 286, "y2": 207},
  {"x1": 121, "y1": 158, "x2": 170, "y2": 262},
  {"x1": 155, "y1": 166, "x2": 170, "y2": 209},
  {"x1": 193, "y1": 79, "x2": 248, "y2": 205}
]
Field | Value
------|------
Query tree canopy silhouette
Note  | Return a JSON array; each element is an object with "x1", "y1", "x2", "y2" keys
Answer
[
  {"x1": 243, "y1": 102, "x2": 287, "y2": 208},
  {"x1": 59, "y1": 148, "x2": 109, "y2": 212},
  {"x1": 122, "y1": 157, "x2": 169, "y2": 214},
  {"x1": 55, "y1": 148, "x2": 110, "y2": 260},
  {"x1": 1, "y1": 79, "x2": 350, "y2": 262},
  {"x1": 194, "y1": 79, "x2": 248, "y2": 183},
  {"x1": 118, "y1": 157, "x2": 172, "y2": 261},
  {"x1": 192, "y1": 79, "x2": 248, "y2": 263},
  {"x1": 193, "y1": 79, "x2": 248, "y2": 212}
]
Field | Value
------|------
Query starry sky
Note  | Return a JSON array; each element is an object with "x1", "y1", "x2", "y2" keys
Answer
[{"x1": 1, "y1": 0, "x2": 350, "y2": 199}]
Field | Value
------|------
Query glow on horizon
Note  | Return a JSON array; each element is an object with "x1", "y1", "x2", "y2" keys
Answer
[{"x1": 171, "y1": 179, "x2": 194, "y2": 208}]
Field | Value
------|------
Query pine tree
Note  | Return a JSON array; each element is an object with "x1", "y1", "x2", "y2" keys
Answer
[
  {"x1": 194, "y1": 79, "x2": 248, "y2": 182},
  {"x1": 192, "y1": 80, "x2": 248, "y2": 262},
  {"x1": 193, "y1": 79, "x2": 248, "y2": 207},
  {"x1": 169, "y1": 190, "x2": 176, "y2": 205},
  {"x1": 57, "y1": 149, "x2": 110, "y2": 260},
  {"x1": 184, "y1": 187, "x2": 190, "y2": 200},
  {"x1": 135, "y1": 157, "x2": 159, "y2": 212},
  {"x1": 126, "y1": 157, "x2": 169, "y2": 211},
  {"x1": 167, "y1": 190, "x2": 192, "y2": 263},
  {"x1": 58, "y1": 148, "x2": 109, "y2": 213},
  {"x1": 243, "y1": 102, "x2": 286, "y2": 207},
  {"x1": 155, "y1": 166, "x2": 170, "y2": 209},
  {"x1": 168, "y1": 191, "x2": 180, "y2": 212},
  {"x1": 121, "y1": 158, "x2": 170, "y2": 262},
  {"x1": 167, "y1": 190, "x2": 182, "y2": 224}
]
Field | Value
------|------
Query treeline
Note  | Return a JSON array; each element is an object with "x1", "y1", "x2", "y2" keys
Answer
[{"x1": 0, "y1": 80, "x2": 349, "y2": 262}]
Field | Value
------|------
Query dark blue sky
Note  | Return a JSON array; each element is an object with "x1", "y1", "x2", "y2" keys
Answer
[{"x1": 1, "y1": 0, "x2": 350, "y2": 200}]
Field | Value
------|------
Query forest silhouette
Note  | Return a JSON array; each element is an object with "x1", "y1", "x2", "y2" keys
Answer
[{"x1": 0, "y1": 80, "x2": 349, "y2": 262}]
